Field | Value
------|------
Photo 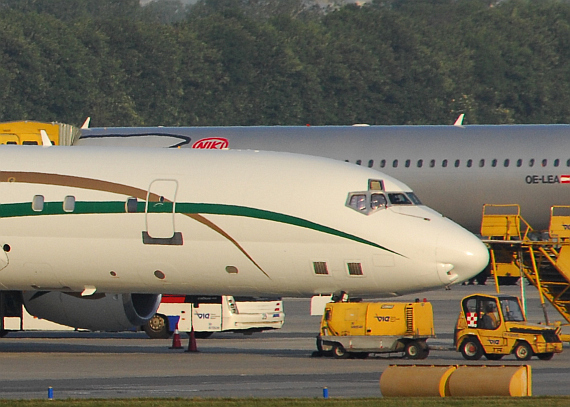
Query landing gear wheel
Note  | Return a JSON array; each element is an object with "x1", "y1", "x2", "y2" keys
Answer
[
  {"x1": 460, "y1": 338, "x2": 483, "y2": 360},
  {"x1": 405, "y1": 341, "x2": 422, "y2": 359},
  {"x1": 537, "y1": 352, "x2": 554, "y2": 360},
  {"x1": 332, "y1": 344, "x2": 349, "y2": 359},
  {"x1": 485, "y1": 353, "x2": 504, "y2": 361},
  {"x1": 143, "y1": 314, "x2": 171, "y2": 339},
  {"x1": 514, "y1": 342, "x2": 532, "y2": 361}
]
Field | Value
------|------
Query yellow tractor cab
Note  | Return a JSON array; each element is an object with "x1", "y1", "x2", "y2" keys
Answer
[{"x1": 455, "y1": 293, "x2": 562, "y2": 361}]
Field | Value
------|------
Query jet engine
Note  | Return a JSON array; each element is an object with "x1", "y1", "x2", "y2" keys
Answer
[{"x1": 22, "y1": 291, "x2": 161, "y2": 331}]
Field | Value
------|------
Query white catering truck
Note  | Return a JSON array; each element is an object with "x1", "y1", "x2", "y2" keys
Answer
[{"x1": 144, "y1": 295, "x2": 285, "y2": 339}]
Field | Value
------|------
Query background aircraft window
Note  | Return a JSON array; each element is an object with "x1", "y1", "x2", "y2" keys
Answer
[
  {"x1": 349, "y1": 194, "x2": 367, "y2": 212},
  {"x1": 504, "y1": 159, "x2": 510, "y2": 167},
  {"x1": 380, "y1": 159, "x2": 386, "y2": 168},
  {"x1": 388, "y1": 193, "x2": 412, "y2": 205},
  {"x1": 517, "y1": 159, "x2": 522, "y2": 167},
  {"x1": 417, "y1": 159, "x2": 423, "y2": 168},
  {"x1": 392, "y1": 159, "x2": 398, "y2": 168},
  {"x1": 455, "y1": 159, "x2": 460, "y2": 168},
  {"x1": 356, "y1": 159, "x2": 362, "y2": 165},
  {"x1": 405, "y1": 159, "x2": 411, "y2": 168},
  {"x1": 567, "y1": 159, "x2": 570, "y2": 167},
  {"x1": 347, "y1": 262, "x2": 363, "y2": 276},
  {"x1": 368, "y1": 159, "x2": 374, "y2": 168},
  {"x1": 479, "y1": 159, "x2": 485, "y2": 167},
  {"x1": 370, "y1": 193, "x2": 387, "y2": 209},
  {"x1": 429, "y1": 159, "x2": 435, "y2": 168},
  {"x1": 406, "y1": 192, "x2": 422, "y2": 205},
  {"x1": 466, "y1": 159, "x2": 472, "y2": 168},
  {"x1": 63, "y1": 196, "x2": 75, "y2": 212},
  {"x1": 542, "y1": 159, "x2": 547, "y2": 167},
  {"x1": 555, "y1": 159, "x2": 560, "y2": 167},
  {"x1": 442, "y1": 159, "x2": 448, "y2": 168},
  {"x1": 528, "y1": 158, "x2": 534, "y2": 167},
  {"x1": 492, "y1": 159, "x2": 497, "y2": 167},
  {"x1": 32, "y1": 195, "x2": 44, "y2": 212},
  {"x1": 313, "y1": 262, "x2": 329, "y2": 275}
]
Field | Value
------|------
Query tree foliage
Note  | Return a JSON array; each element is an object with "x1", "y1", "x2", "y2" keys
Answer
[{"x1": 2, "y1": 0, "x2": 570, "y2": 126}]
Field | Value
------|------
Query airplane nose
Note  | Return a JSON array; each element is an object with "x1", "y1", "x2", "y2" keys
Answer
[{"x1": 435, "y1": 222, "x2": 490, "y2": 285}]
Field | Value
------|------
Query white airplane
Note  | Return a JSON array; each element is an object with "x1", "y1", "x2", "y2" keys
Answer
[
  {"x1": 77, "y1": 124, "x2": 570, "y2": 232},
  {"x1": 0, "y1": 146, "x2": 487, "y2": 331}
]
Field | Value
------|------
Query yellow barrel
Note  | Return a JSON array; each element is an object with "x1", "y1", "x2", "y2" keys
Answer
[
  {"x1": 448, "y1": 365, "x2": 532, "y2": 397},
  {"x1": 379, "y1": 365, "x2": 457, "y2": 397}
]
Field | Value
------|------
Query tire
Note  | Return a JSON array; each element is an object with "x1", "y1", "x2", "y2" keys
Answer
[
  {"x1": 143, "y1": 314, "x2": 171, "y2": 339},
  {"x1": 419, "y1": 346, "x2": 430, "y2": 359},
  {"x1": 537, "y1": 353, "x2": 554, "y2": 361},
  {"x1": 194, "y1": 331, "x2": 213, "y2": 339},
  {"x1": 460, "y1": 338, "x2": 483, "y2": 361},
  {"x1": 514, "y1": 342, "x2": 533, "y2": 361},
  {"x1": 405, "y1": 341, "x2": 422, "y2": 359},
  {"x1": 485, "y1": 353, "x2": 504, "y2": 361},
  {"x1": 0, "y1": 330, "x2": 8, "y2": 338},
  {"x1": 332, "y1": 344, "x2": 349, "y2": 359}
]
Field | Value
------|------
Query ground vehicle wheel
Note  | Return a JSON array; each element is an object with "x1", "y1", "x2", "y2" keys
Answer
[
  {"x1": 332, "y1": 344, "x2": 349, "y2": 359},
  {"x1": 405, "y1": 341, "x2": 422, "y2": 359},
  {"x1": 143, "y1": 314, "x2": 171, "y2": 339},
  {"x1": 537, "y1": 353, "x2": 554, "y2": 361},
  {"x1": 485, "y1": 353, "x2": 504, "y2": 361},
  {"x1": 460, "y1": 338, "x2": 483, "y2": 360},
  {"x1": 354, "y1": 352, "x2": 369, "y2": 359},
  {"x1": 419, "y1": 346, "x2": 430, "y2": 359},
  {"x1": 514, "y1": 342, "x2": 533, "y2": 361},
  {"x1": 0, "y1": 330, "x2": 8, "y2": 338}
]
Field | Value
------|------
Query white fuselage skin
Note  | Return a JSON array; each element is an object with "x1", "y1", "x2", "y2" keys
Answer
[
  {"x1": 0, "y1": 146, "x2": 488, "y2": 298},
  {"x1": 78, "y1": 124, "x2": 570, "y2": 232}
]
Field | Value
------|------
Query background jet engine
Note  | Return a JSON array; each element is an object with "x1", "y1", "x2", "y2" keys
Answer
[{"x1": 22, "y1": 291, "x2": 161, "y2": 331}]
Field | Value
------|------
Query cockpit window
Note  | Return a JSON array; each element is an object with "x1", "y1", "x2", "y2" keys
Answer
[
  {"x1": 348, "y1": 194, "x2": 367, "y2": 212},
  {"x1": 406, "y1": 192, "x2": 422, "y2": 205},
  {"x1": 388, "y1": 193, "x2": 412, "y2": 205},
  {"x1": 370, "y1": 193, "x2": 387, "y2": 209}
]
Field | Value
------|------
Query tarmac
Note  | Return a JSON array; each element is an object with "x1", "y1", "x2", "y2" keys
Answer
[{"x1": 0, "y1": 282, "x2": 569, "y2": 399}]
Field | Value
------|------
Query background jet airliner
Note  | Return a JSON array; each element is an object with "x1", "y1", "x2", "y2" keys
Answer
[
  {"x1": 0, "y1": 146, "x2": 486, "y2": 331},
  {"x1": 77, "y1": 124, "x2": 570, "y2": 232}
]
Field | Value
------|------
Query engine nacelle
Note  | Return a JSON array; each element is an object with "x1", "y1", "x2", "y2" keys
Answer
[{"x1": 22, "y1": 291, "x2": 161, "y2": 331}]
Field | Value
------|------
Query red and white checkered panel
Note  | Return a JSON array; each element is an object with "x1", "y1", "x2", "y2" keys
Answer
[{"x1": 466, "y1": 312, "x2": 478, "y2": 327}]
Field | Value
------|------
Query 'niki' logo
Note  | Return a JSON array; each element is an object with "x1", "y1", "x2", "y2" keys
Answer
[{"x1": 192, "y1": 137, "x2": 229, "y2": 149}]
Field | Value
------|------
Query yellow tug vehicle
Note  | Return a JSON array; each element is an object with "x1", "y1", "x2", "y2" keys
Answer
[
  {"x1": 455, "y1": 293, "x2": 563, "y2": 361},
  {"x1": 316, "y1": 300, "x2": 435, "y2": 359}
]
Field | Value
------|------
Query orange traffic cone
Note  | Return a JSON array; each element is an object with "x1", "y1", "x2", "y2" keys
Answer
[
  {"x1": 169, "y1": 324, "x2": 183, "y2": 349},
  {"x1": 186, "y1": 326, "x2": 199, "y2": 352}
]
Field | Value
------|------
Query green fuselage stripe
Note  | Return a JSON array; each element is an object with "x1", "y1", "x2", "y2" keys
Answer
[{"x1": 0, "y1": 201, "x2": 401, "y2": 255}]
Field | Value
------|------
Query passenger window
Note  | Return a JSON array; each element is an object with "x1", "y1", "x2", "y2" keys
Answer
[
  {"x1": 542, "y1": 159, "x2": 547, "y2": 167},
  {"x1": 126, "y1": 197, "x2": 138, "y2": 213},
  {"x1": 492, "y1": 159, "x2": 497, "y2": 167},
  {"x1": 479, "y1": 159, "x2": 485, "y2": 167},
  {"x1": 370, "y1": 193, "x2": 387, "y2": 209},
  {"x1": 349, "y1": 195, "x2": 367, "y2": 212},
  {"x1": 442, "y1": 159, "x2": 448, "y2": 168},
  {"x1": 356, "y1": 160, "x2": 362, "y2": 165},
  {"x1": 368, "y1": 159, "x2": 374, "y2": 168},
  {"x1": 22, "y1": 141, "x2": 38, "y2": 145},
  {"x1": 405, "y1": 159, "x2": 411, "y2": 168},
  {"x1": 517, "y1": 159, "x2": 522, "y2": 167},
  {"x1": 380, "y1": 159, "x2": 386, "y2": 168},
  {"x1": 466, "y1": 159, "x2": 472, "y2": 168},
  {"x1": 63, "y1": 196, "x2": 75, "y2": 212},
  {"x1": 429, "y1": 159, "x2": 435, "y2": 168},
  {"x1": 529, "y1": 158, "x2": 534, "y2": 167},
  {"x1": 417, "y1": 159, "x2": 423, "y2": 168},
  {"x1": 388, "y1": 193, "x2": 412, "y2": 205},
  {"x1": 32, "y1": 195, "x2": 44, "y2": 212},
  {"x1": 554, "y1": 159, "x2": 560, "y2": 167},
  {"x1": 504, "y1": 159, "x2": 510, "y2": 167},
  {"x1": 454, "y1": 159, "x2": 460, "y2": 168},
  {"x1": 392, "y1": 159, "x2": 398, "y2": 168}
]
